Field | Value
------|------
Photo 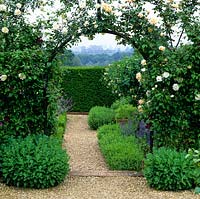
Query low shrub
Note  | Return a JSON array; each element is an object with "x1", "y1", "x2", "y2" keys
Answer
[
  {"x1": 51, "y1": 113, "x2": 67, "y2": 140},
  {"x1": 88, "y1": 106, "x2": 115, "y2": 130},
  {"x1": 186, "y1": 148, "x2": 200, "y2": 187},
  {"x1": 2, "y1": 135, "x2": 70, "y2": 189},
  {"x1": 98, "y1": 124, "x2": 144, "y2": 171},
  {"x1": 144, "y1": 147, "x2": 195, "y2": 191},
  {"x1": 115, "y1": 104, "x2": 138, "y2": 120},
  {"x1": 111, "y1": 96, "x2": 132, "y2": 110}
]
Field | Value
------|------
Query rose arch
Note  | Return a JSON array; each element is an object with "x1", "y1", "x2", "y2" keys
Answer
[{"x1": 0, "y1": 0, "x2": 199, "y2": 149}]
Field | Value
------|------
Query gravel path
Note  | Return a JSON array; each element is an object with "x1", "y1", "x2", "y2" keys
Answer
[{"x1": 0, "y1": 114, "x2": 199, "y2": 199}]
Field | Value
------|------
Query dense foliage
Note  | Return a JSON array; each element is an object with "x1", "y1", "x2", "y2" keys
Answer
[
  {"x1": 144, "y1": 147, "x2": 195, "y2": 191},
  {"x1": 88, "y1": 106, "x2": 115, "y2": 130},
  {"x1": 2, "y1": 135, "x2": 69, "y2": 188},
  {"x1": 51, "y1": 113, "x2": 67, "y2": 140},
  {"x1": 98, "y1": 124, "x2": 144, "y2": 171},
  {"x1": 61, "y1": 67, "x2": 116, "y2": 111},
  {"x1": 104, "y1": 53, "x2": 143, "y2": 105}
]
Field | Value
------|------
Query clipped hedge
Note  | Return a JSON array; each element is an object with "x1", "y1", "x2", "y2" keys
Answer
[{"x1": 61, "y1": 67, "x2": 117, "y2": 112}]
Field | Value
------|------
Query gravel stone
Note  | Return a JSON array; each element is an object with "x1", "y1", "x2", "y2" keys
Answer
[{"x1": 0, "y1": 114, "x2": 198, "y2": 199}]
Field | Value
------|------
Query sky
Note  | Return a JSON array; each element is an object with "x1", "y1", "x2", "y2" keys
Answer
[{"x1": 74, "y1": 34, "x2": 130, "y2": 49}]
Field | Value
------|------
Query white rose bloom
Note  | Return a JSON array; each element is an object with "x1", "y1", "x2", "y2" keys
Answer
[
  {"x1": 138, "y1": 105, "x2": 143, "y2": 113},
  {"x1": 114, "y1": 11, "x2": 122, "y2": 17},
  {"x1": 159, "y1": 46, "x2": 166, "y2": 51},
  {"x1": 0, "y1": 75, "x2": 7, "y2": 81},
  {"x1": 137, "y1": 12, "x2": 143, "y2": 18},
  {"x1": 149, "y1": 17, "x2": 159, "y2": 25},
  {"x1": 14, "y1": 9, "x2": 21, "y2": 16},
  {"x1": 0, "y1": 4, "x2": 7, "y2": 11},
  {"x1": 141, "y1": 68, "x2": 146, "y2": 72},
  {"x1": 136, "y1": 72, "x2": 142, "y2": 82},
  {"x1": 95, "y1": 4, "x2": 101, "y2": 9},
  {"x1": 172, "y1": 83, "x2": 179, "y2": 91},
  {"x1": 160, "y1": 32, "x2": 166, "y2": 37},
  {"x1": 84, "y1": 21, "x2": 89, "y2": 26},
  {"x1": 52, "y1": 23, "x2": 60, "y2": 30},
  {"x1": 62, "y1": 27, "x2": 68, "y2": 34},
  {"x1": 79, "y1": 0, "x2": 86, "y2": 9},
  {"x1": 141, "y1": 59, "x2": 147, "y2": 66},
  {"x1": 18, "y1": 73, "x2": 26, "y2": 80},
  {"x1": 16, "y1": 3, "x2": 22, "y2": 8},
  {"x1": 162, "y1": 72, "x2": 170, "y2": 78},
  {"x1": 1, "y1": 27, "x2": 9, "y2": 33},
  {"x1": 195, "y1": 94, "x2": 200, "y2": 101},
  {"x1": 156, "y1": 76, "x2": 162, "y2": 82},
  {"x1": 171, "y1": 3, "x2": 179, "y2": 9},
  {"x1": 138, "y1": 99, "x2": 144, "y2": 105}
]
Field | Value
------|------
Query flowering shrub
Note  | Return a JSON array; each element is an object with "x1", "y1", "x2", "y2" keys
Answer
[
  {"x1": 0, "y1": 0, "x2": 199, "y2": 150},
  {"x1": 103, "y1": 52, "x2": 143, "y2": 105}
]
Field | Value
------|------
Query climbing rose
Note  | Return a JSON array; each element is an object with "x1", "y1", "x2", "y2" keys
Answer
[
  {"x1": 136, "y1": 72, "x2": 142, "y2": 82},
  {"x1": 149, "y1": 17, "x2": 159, "y2": 25},
  {"x1": 172, "y1": 83, "x2": 179, "y2": 91},
  {"x1": 1, "y1": 27, "x2": 9, "y2": 33},
  {"x1": 141, "y1": 59, "x2": 147, "y2": 66},
  {"x1": 16, "y1": 3, "x2": 22, "y2": 8},
  {"x1": 195, "y1": 94, "x2": 200, "y2": 101},
  {"x1": 18, "y1": 73, "x2": 26, "y2": 80},
  {"x1": 14, "y1": 9, "x2": 21, "y2": 15},
  {"x1": 0, "y1": 4, "x2": 6, "y2": 11},
  {"x1": 162, "y1": 72, "x2": 170, "y2": 78},
  {"x1": 0, "y1": 75, "x2": 7, "y2": 81},
  {"x1": 159, "y1": 46, "x2": 166, "y2": 51},
  {"x1": 156, "y1": 76, "x2": 162, "y2": 82}
]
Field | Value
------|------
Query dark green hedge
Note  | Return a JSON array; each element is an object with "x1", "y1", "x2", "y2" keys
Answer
[{"x1": 61, "y1": 67, "x2": 117, "y2": 112}]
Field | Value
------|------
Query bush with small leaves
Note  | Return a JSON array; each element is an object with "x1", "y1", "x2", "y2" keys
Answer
[
  {"x1": 2, "y1": 135, "x2": 70, "y2": 189},
  {"x1": 144, "y1": 147, "x2": 195, "y2": 191},
  {"x1": 88, "y1": 106, "x2": 115, "y2": 130},
  {"x1": 98, "y1": 124, "x2": 144, "y2": 171}
]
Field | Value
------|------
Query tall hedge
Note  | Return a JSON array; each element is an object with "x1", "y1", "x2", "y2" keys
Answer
[{"x1": 61, "y1": 67, "x2": 117, "y2": 112}]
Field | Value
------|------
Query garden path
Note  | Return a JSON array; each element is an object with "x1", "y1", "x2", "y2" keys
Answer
[{"x1": 0, "y1": 114, "x2": 198, "y2": 199}]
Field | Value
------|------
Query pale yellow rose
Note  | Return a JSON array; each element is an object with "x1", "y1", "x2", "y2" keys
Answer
[
  {"x1": 159, "y1": 46, "x2": 166, "y2": 51},
  {"x1": 1, "y1": 27, "x2": 9, "y2": 33},
  {"x1": 14, "y1": 9, "x2": 21, "y2": 16}
]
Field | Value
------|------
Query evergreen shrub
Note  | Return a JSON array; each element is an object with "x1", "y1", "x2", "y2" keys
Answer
[
  {"x1": 88, "y1": 106, "x2": 115, "y2": 130},
  {"x1": 2, "y1": 135, "x2": 70, "y2": 189}
]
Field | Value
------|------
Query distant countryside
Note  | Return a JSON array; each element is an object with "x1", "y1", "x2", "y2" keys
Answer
[{"x1": 59, "y1": 45, "x2": 134, "y2": 66}]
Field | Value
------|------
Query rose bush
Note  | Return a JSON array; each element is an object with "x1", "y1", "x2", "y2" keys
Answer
[{"x1": 0, "y1": 0, "x2": 199, "y2": 150}]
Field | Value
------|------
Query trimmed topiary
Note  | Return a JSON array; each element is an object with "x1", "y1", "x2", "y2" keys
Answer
[
  {"x1": 2, "y1": 135, "x2": 70, "y2": 189},
  {"x1": 144, "y1": 147, "x2": 195, "y2": 191},
  {"x1": 88, "y1": 106, "x2": 115, "y2": 130}
]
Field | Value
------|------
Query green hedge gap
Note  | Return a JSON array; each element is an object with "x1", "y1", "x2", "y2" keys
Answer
[{"x1": 61, "y1": 67, "x2": 117, "y2": 112}]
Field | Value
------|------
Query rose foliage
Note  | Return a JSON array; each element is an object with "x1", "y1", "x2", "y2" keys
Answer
[{"x1": 0, "y1": 0, "x2": 199, "y2": 149}]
